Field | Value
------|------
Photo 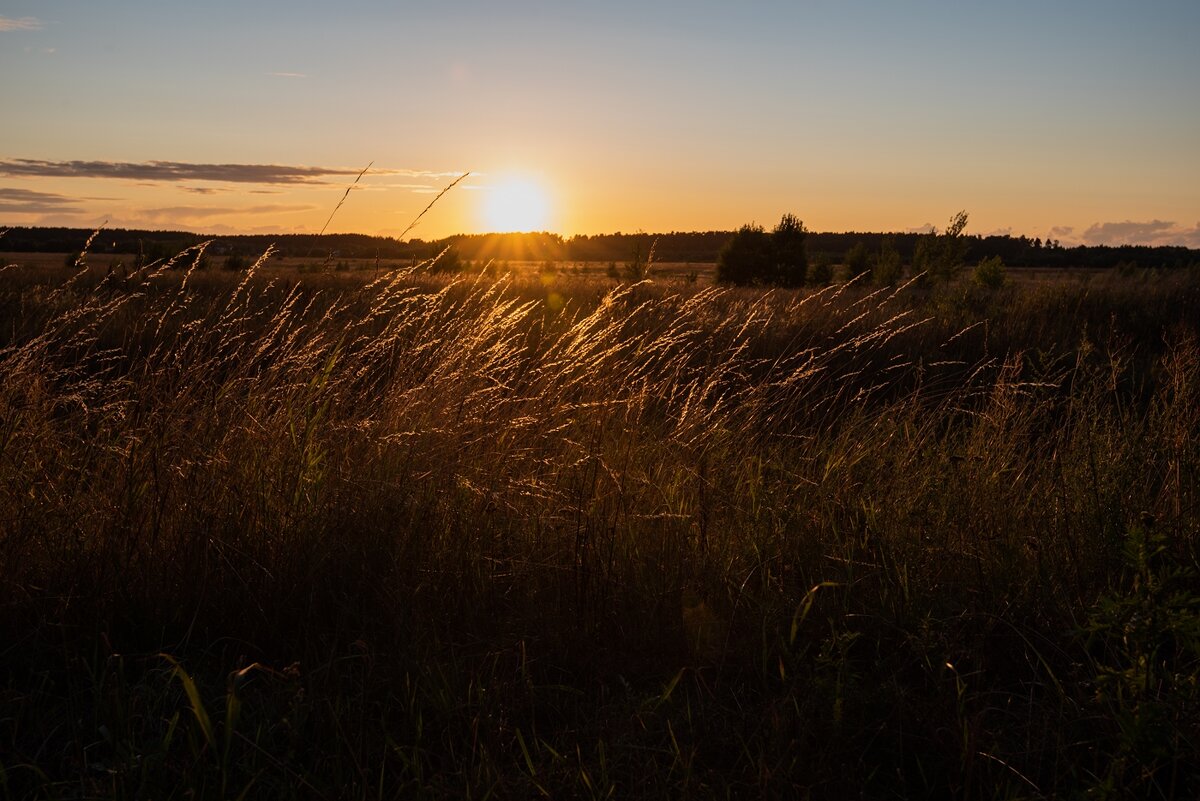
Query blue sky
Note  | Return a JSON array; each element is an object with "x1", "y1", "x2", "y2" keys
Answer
[{"x1": 2, "y1": 1, "x2": 1198, "y2": 243}]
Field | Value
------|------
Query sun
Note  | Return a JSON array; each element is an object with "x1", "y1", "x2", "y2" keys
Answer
[{"x1": 481, "y1": 177, "x2": 550, "y2": 232}]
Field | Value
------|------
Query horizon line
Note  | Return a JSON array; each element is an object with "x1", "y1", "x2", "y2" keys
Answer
[{"x1": 6, "y1": 222, "x2": 1194, "y2": 250}]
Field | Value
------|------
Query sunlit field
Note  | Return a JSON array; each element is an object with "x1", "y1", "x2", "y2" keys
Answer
[{"x1": 2, "y1": 252, "x2": 1199, "y2": 798}]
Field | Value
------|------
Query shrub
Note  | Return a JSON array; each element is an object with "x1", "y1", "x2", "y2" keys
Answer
[
  {"x1": 873, "y1": 236, "x2": 903, "y2": 286},
  {"x1": 807, "y1": 254, "x2": 832, "y2": 286},
  {"x1": 1084, "y1": 525, "x2": 1200, "y2": 794},
  {"x1": 972, "y1": 255, "x2": 1007, "y2": 288},
  {"x1": 844, "y1": 241, "x2": 871, "y2": 279}
]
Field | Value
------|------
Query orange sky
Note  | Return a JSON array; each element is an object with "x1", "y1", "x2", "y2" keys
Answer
[{"x1": 2, "y1": 2, "x2": 1199, "y2": 247}]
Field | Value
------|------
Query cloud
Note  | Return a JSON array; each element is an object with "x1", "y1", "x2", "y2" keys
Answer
[
  {"x1": 0, "y1": 16, "x2": 42, "y2": 31},
  {"x1": 0, "y1": 159, "x2": 370, "y2": 185},
  {"x1": 267, "y1": 71, "x2": 307, "y2": 78},
  {"x1": 0, "y1": 159, "x2": 467, "y2": 185},
  {"x1": 394, "y1": 169, "x2": 469, "y2": 179},
  {"x1": 0, "y1": 187, "x2": 80, "y2": 214},
  {"x1": 134, "y1": 204, "x2": 315, "y2": 224},
  {"x1": 180, "y1": 186, "x2": 228, "y2": 195},
  {"x1": 1081, "y1": 219, "x2": 1184, "y2": 246},
  {"x1": 1048, "y1": 226, "x2": 1074, "y2": 239},
  {"x1": 1175, "y1": 224, "x2": 1200, "y2": 249},
  {"x1": 907, "y1": 223, "x2": 935, "y2": 234}
]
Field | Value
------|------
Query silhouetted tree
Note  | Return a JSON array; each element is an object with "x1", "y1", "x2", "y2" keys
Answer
[
  {"x1": 716, "y1": 224, "x2": 773, "y2": 285},
  {"x1": 772, "y1": 214, "x2": 808, "y2": 287},
  {"x1": 716, "y1": 215, "x2": 808, "y2": 286}
]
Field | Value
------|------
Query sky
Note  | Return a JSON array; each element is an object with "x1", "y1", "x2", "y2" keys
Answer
[{"x1": 2, "y1": 1, "x2": 1199, "y2": 246}]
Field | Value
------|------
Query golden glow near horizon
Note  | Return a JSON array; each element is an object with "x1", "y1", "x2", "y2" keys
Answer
[
  {"x1": 1, "y1": 4, "x2": 1198, "y2": 246},
  {"x1": 481, "y1": 177, "x2": 551, "y2": 233}
]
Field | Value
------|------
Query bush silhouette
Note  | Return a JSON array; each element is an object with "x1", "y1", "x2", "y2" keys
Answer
[
  {"x1": 716, "y1": 214, "x2": 808, "y2": 286},
  {"x1": 716, "y1": 224, "x2": 773, "y2": 285},
  {"x1": 772, "y1": 213, "x2": 808, "y2": 287},
  {"x1": 844, "y1": 241, "x2": 871, "y2": 279}
]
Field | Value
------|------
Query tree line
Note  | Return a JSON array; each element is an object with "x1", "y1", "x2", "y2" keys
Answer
[{"x1": 3, "y1": 224, "x2": 1197, "y2": 272}]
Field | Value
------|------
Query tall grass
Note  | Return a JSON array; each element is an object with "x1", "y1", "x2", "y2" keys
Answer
[{"x1": 1, "y1": 257, "x2": 1198, "y2": 798}]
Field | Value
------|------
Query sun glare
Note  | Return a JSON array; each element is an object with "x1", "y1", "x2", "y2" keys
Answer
[{"x1": 482, "y1": 178, "x2": 550, "y2": 232}]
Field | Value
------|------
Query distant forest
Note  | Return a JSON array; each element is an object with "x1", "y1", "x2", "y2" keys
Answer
[{"x1": 3, "y1": 226, "x2": 1198, "y2": 271}]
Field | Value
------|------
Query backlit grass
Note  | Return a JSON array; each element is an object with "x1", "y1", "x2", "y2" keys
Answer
[{"x1": 1, "y1": 256, "x2": 1198, "y2": 798}]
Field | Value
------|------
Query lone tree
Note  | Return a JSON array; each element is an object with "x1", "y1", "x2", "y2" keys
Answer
[{"x1": 716, "y1": 214, "x2": 808, "y2": 286}]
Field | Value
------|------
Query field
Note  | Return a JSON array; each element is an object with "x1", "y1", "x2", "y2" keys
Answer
[
  {"x1": 1, "y1": 252, "x2": 716, "y2": 282},
  {"x1": 1, "y1": 253, "x2": 1199, "y2": 798}
]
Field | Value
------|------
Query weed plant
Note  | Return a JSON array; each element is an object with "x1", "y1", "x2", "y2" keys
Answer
[{"x1": 1, "y1": 255, "x2": 1198, "y2": 798}]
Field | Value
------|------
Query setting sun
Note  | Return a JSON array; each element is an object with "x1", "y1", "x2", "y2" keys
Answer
[{"x1": 482, "y1": 177, "x2": 550, "y2": 233}]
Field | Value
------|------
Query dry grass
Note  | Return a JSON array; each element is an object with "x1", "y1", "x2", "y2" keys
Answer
[{"x1": 1, "y1": 254, "x2": 1198, "y2": 798}]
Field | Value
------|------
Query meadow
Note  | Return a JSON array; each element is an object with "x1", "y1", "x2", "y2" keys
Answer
[{"x1": 1, "y1": 251, "x2": 1198, "y2": 799}]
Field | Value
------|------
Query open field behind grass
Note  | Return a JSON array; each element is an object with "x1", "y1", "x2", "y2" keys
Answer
[
  {"x1": 1, "y1": 256, "x2": 1199, "y2": 798},
  {"x1": 1, "y1": 249, "x2": 1143, "y2": 285}
]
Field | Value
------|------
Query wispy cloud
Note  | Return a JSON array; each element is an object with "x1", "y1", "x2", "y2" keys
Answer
[
  {"x1": 1048, "y1": 226, "x2": 1075, "y2": 239},
  {"x1": 382, "y1": 183, "x2": 439, "y2": 190},
  {"x1": 134, "y1": 204, "x2": 315, "y2": 224},
  {"x1": 0, "y1": 187, "x2": 80, "y2": 214},
  {"x1": 0, "y1": 158, "x2": 467, "y2": 185},
  {"x1": 0, "y1": 16, "x2": 42, "y2": 32},
  {"x1": 267, "y1": 71, "x2": 307, "y2": 78},
  {"x1": 0, "y1": 159, "x2": 366, "y2": 185},
  {"x1": 386, "y1": 169, "x2": 467, "y2": 179}
]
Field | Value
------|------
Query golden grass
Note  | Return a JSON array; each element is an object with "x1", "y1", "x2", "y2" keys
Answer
[{"x1": 0, "y1": 253, "x2": 1198, "y2": 797}]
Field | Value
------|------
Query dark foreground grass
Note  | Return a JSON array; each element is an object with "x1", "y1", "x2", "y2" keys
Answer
[{"x1": 1, "y1": 257, "x2": 1199, "y2": 799}]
